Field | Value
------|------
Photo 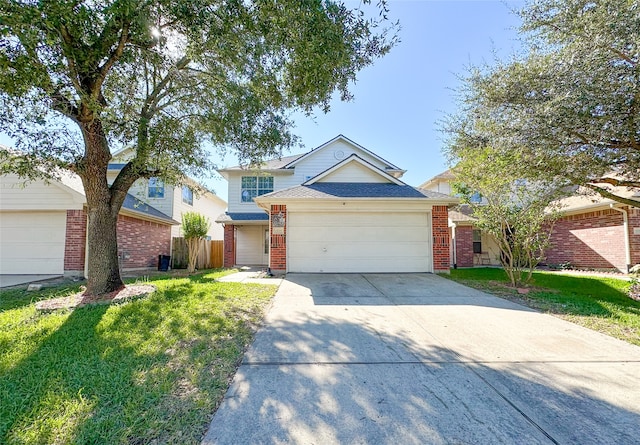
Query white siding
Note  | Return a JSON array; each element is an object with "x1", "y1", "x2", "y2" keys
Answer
[
  {"x1": 422, "y1": 180, "x2": 452, "y2": 195},
  {"x1": 0, "y1": 211, "x2": 67, "y2": 274},
  {"x1": 171, "y1": 187, "x2": 226, "y2": 239},
  {"x1": 126, "y1": 178, "x2": 174, "y2": 217},
  {"x1": 288, "y1": 211, "x2": 432, "y2": 273},
  {"x1": 236, "y1": 225, "x2": 268, "y2": 265},
  {"x1": 0, "y1": 175, "x2": 83, "y2": 211},
  {"x1": 318, "y1": 161, "x2": 389, "y2": 183}
]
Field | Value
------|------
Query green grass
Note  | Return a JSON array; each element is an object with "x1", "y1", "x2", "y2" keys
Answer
[
  {"x1": 446, "y1": 268, "x2": 640, "y2": 346},
  {"x1": 0, "y1": 269, "x2": 277, "y2": 445}
]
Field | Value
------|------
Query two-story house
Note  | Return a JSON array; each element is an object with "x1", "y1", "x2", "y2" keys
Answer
[
  {"x1": 216, "y1": 135, "x2": 458, "y2": 274},
  {"x1": 109, "y1": 147, "x2": 227, "y2": 241}
]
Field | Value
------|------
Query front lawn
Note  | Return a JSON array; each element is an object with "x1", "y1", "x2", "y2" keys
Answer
[
  {"x1": 0, "y1": 270, "x2": 277, "y2": 445},
  {"x1": 446, "y1": 268, "x2": 640, "y2": 346}
]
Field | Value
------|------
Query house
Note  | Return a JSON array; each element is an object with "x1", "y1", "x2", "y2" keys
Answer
[
  {"x1": 419, "y1": 170, "x2": 639, "y2": 272},
  {"x1": 216, "y1": 135, "x2": 458, "y2": 273},
  {"x1": 0, "y1": 169, "x2": 178, "y2": 277},
  {"x1": 108, "y1": 148, "x2": 227, "y2": 241}
]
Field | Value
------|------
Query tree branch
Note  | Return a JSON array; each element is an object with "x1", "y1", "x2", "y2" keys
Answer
[
  {"x1": 590, "y1": 177, "x2": 640, "y2": 188},
  {"x1": 584, "y1": 183, "x2": 640, "y2": 207}
]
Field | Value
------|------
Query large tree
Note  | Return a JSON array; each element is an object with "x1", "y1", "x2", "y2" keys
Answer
[
  {"x1": 444, "y1": 0, "x2": 640, "y2": 206},
  {"x1": 0, "y1": 0, "x2": 396, "y2": 295}
]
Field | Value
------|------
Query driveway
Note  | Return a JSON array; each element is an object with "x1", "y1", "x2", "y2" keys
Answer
[{"x1": 203, "y1": 273, "x2": 640, "y2": 445}]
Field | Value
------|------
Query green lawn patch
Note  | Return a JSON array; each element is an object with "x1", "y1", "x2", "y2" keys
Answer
[
  {"x1": 0, "y1": 269, "x2": 277, "y2": 445},
  {"x1": 446, "y1": 268, "x2": 640, "y2": 346}
]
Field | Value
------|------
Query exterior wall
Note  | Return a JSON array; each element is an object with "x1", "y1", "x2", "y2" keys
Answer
[
  {"x1": 0, "y1": 174, "x2": 84, "y2": 211},
  {"x1": 432, "y1": 205, "x2": 450, "y2": 273},
  {"x1": 126, "y1": 178, "x2": 175, "y2": 218},
  {"x1": 545, "y1": 209, "x2": 626, "y2": 271},
  {"x1": 269, "y1": 204, "x2": 287, "y2": 271},
  {"x1": 318, "y1": 161, "x2": 388, "y2": 183},
  {"x1": 223, "y1": 225, "x2": 236, "y2": 268},
  {"x1": 116, "y1": 215, "x2": 172, "y2": 270},
  {"x1": 64, "y1": 209, "x2": 87, "y2": 274},
  {"x1": 629, "y1": 208, "x2": 640, "y2": 266},
  {"x1": 454, "y1": 225, "x2": 474, "y2": 268},
  {"x1": 170, "y1": 187, "x2": 226, "y2": 239},
  {"x1": 423, "y1": 180, "x2": 452, "y2": 196},
  {"x1": 235, "y1": 225, "x2": 268, "y2": 265}
]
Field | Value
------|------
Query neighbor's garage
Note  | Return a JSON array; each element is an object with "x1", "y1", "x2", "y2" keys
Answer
[
  {"x1": 0, "y1": 211, "x2": 67, "y2": 274},
  {"x1": 287, "y1": 211, "x2": 432, "y2": 273}
]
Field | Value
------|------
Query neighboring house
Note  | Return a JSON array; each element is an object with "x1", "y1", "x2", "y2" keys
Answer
[
  {"x1": 419, "y1": 170, "x2": 639, "y2": 272},
  {"x1": 0, "y1": 170, "x2": 178, "y2": 277},
  {"x1": 108, "y1": 148, "x2": 227, "y2": 240},
  {"x1": 216, "y1": 135, "x2": 458, "y2": 273}
]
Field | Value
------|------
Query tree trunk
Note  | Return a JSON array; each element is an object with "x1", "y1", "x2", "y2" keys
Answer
[{"x1": 78, "y1": 119, "x2": 125, "y2": 296}]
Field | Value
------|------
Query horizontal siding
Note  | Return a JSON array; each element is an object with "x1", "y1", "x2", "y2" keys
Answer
[
  {"x1": 236, "y1": 225, "x2": 268, "y2": 265},
  {"x1": 319, "y1": 161, "x2": 389, "y2": 183},
  {"x1": 171, "y1": 188, "x2": 226, "y2": 239},
  {"x1": 0, "y1": 175, "x2": 83, "y2": 210}
]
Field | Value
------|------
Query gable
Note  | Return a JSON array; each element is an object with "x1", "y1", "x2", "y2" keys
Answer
[
  {"x1": 0, "y1": 174, "x2": 85, "y2": 211},
  {"x1": 316, "y1": 159, "x2": 392, "y2": 183}
]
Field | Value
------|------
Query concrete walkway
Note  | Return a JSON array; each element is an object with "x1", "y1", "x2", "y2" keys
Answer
[{"x1": 203, "y1": 273, "x2": 640, "y2": 445}]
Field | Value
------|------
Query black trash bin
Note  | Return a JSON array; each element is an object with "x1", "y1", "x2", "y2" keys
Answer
[{"x1": 158, "y1": 254, "x2": 171, "y2": 271}]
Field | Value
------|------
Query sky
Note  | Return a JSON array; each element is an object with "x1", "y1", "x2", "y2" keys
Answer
[{"x1": 0, "y1": 0, "x2": 524, "y2": 200}]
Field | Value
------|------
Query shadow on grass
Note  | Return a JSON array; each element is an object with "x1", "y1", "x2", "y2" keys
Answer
[
  {"x1": 0, "y1": 275, "x2": 272, "y2": 444},
  {"x1": 0, "y1": 284, "x2": 85, "y2": 312}
]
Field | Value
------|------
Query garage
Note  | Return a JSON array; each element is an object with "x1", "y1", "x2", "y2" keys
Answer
[
  {"x1": 0, "y1": 211, "x2": 67, "y2": 275},
  {"x1": 288, "y1": 211, "x2": 432, "y2": 273}
]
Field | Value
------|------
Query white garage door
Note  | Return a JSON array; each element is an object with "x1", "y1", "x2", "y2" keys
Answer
[
  {"x1": 0, "y1": 212, "x2": 67, "y2": 274},
  {"x1": 288, "y1": 211, "x2": 431, "y2": 273}
]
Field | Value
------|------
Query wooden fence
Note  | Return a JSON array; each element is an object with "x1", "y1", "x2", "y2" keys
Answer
[{"x1": 171, "y1": 238, "x2": 224, "y2": 270}]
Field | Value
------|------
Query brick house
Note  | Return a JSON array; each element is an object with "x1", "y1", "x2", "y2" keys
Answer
[
  {"x1": 419, "y1": 170, "x2": 637, "y2": 272},
  {"x1": 216, "y1": 135, "x2": 458, "y2": 274},
  {"x1": 1, "y1": 169, "x2": 178, "y2": 277}
]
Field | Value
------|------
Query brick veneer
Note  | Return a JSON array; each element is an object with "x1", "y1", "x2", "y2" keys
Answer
[
  {"x1": 269, "y1": 204, "x2": 286, "y2": 272},
  {"x1": 223, "y1": 224, "x2": 236, "y2": 268},
  {"x1": 545, "y1": 208, "x2": 627, "y2": 271},
  {"x1": 64, "y1": 209, "x2": 172, "y2": 274},
  {"x1": 432, "y1": 205, "x2": 450, "y2": 273},
  {"x1": 64, "y1": 210, "x2": 87, "y2": 274},
  {"x1": 629, "y1": 208, "x2": 640, "y2": 266},
  {"x1": 454, "y1": 225, "x2": 474, "y2": 268},
  {"x1": 116, "y1": 214, "x2": 171, "y2": 269}
]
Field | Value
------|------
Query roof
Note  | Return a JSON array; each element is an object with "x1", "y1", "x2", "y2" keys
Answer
[
  {"x1": 449, "y1": 205, "x2": 478, "y2": 224},
  {"x1": 219, "y1": 153, "x2": 304, "y2": 172},
  {"x1": 303, "y1": 154, "x2": 405, "y2": 186},
  {"x1": 553, "y1": 184, "x2": 638, "y2": 213},
  {"x1": 255, "y1": 182, "x2": 457, "y2": 200},
  {"x1": 122, "y1": 194, "x2": 178, "y2": 225},
  {"x1": 419, "y1": 169, "x2": 456, "y2": 189},
  {"x1": 215, "y1": 212, "x2": 268, "y2": 224}
]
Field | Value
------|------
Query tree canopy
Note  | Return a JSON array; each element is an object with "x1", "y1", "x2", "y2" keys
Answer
[
  {"x1": 443, "y1": 0, "x2": 640, "y2": 207},
  {"x1": 0, "y1": 0, "x2": 396, "y2": 295}
]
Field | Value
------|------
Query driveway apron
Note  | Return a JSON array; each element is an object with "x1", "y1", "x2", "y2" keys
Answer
[{"x1": 203, "y1": 273, "x2": 640, "y2": 445}]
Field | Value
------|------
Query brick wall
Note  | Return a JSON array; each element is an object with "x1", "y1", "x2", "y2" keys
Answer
[
  {"x1": 116, "y1": 215, "x2": 172, "y2": 270},
  {"x1": 545, "y1": 208, "x2": 626, "y2": 271},
  {"x1": 432, "y1": 205, "x2": 450, "y2": 272},
  {"x1": 628, "y1": 208, "x2": 640, "y2": 266},
  {"x1": 270, "y1": 204, "x2": 286, "y2": 272},
  {"x1": 64, "y1": 209, "x2": 87, "y2": 274},
  {"x1": 455, "y1": 225, "x2": 474, "y2": 268},
  {"x1": 223, "y1": 224, "x2": 236, "y2": 268}
]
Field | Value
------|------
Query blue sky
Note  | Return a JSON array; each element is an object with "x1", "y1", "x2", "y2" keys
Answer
[{"x1": 0, "y1": 0, "x2": 524, "y2": 200}]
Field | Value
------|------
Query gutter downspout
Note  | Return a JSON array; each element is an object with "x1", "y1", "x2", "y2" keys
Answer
[
  {"x1": 610, "y1": 204, "x2": 631, "y2": 272},
  {"x1": 450, "y1": 222, "x2": 457, "y2": 269}
]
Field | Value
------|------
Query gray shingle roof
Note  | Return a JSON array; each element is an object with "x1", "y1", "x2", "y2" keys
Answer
[
  {"x1": 215, "y1": 212, "x2": 269, "y2": 223},
  {"x1": 122, "y1": 194, "x2": 178, "y2": 224},
  {"x1": 221, "y1": 154, "x2": 304, "y2": 171},
  {"x1": 259, "y1": 183, "x2": 456, "y2": 200}
]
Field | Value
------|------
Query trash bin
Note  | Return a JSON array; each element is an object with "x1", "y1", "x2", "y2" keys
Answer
[{"x1": 158, "y1": 255, "x2": 171, "y2": 271}]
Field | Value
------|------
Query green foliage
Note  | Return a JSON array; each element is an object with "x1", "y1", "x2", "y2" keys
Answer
[
  {"x1": 442, "y1": 0, "x2": 640, "y2": 207},
  {"x1": 0, "y1": 0, "x2": 397, "y2": 294},
  {"x1": 447, "y1": 268, "x2": 639, "y2": 346},
  {"x1": 0, "y1": 270, "x2": 277, "y2": 444},
  {"x1": 181, "y1": 212, "x2": 210, "y2": 240}
]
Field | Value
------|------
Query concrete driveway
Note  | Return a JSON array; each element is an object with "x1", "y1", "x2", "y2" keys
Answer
[{"x1": 203, "y1": 273, "x2": 640, "y2": 445}]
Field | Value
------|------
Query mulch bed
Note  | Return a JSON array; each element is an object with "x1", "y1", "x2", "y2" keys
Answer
[{"x1": 35, "y1": 284, "x2": 156, "y2": 312}]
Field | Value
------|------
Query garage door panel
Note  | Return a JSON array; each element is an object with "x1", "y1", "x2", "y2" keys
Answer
[
  {"x1": 288, "y1": 211, "x2": 432, "y2": 273},
  {"x1": 0, "y1": 212, "x2": 66, "y2": 274}
]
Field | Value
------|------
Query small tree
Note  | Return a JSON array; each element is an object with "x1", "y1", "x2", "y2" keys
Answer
[
  {"x1": 182, "y1": 212, "x2": 210, "y2": 274},
  {"x1": 448, "y1": 148, "x2": 562, "y2": 287}
]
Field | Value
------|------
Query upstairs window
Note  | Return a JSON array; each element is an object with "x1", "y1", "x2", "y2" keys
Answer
[
  {"x1": 182, "y1": 186, "x2": 193, "y2": 206},
  {"x1": 473, "y1": 229, "x2": 482, "y2": 254},
  {"x1": 469, "y1": 191, "x2": 482, "y2": 203},
  {"x1": 241, "y1": 176, "x2": 273, "y2": 203},
  {"x1": 148, "y1": 177, "x2": 164, "y2": 198}
]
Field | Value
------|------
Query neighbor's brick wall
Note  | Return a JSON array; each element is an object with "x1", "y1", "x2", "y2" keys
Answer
[
  {"x1": 545, "y1": 208, "x2": 626, "y2": 271},
  {"x1": 270, "y1": 204, "x2": 286, "y2": 271},
  {"x1": 64, "y1": 209, "x2": 87, "y2": 273},
  {"x1": 116, "y1": 215, "x2": 171, "y2": 270},
  {"x1": 455, "y1": 225, "x2": 474, "y2": 268},
  {"x1": 628, "y1": 208, "x2": 640, "y2": 266},
  {"x1": 223, "y1": 224, "x2": 236, "y2": 267},
  {"x1": 432, "y1": 206, "x2": 450, "y2": 272}
]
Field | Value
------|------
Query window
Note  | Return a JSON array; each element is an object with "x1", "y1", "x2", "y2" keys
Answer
[
  {"x1": 264, "y1": 229, "x2": 269, "y2": 254},
  {"x1": 148, "y1": 177, "x2": 164, "y2": 198},
  {"x1": 241, "y1": 176, "x2": 273, "y2": 203},
  {"x1": 182, "y1": 186, "x2": 193, "y2": 205},
  {"x1": 473, "y1": 229, "x2": 482, "y2": 254},
  {"x1": 469, "y1": 191, "x2": 482, "y2": 203}
]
